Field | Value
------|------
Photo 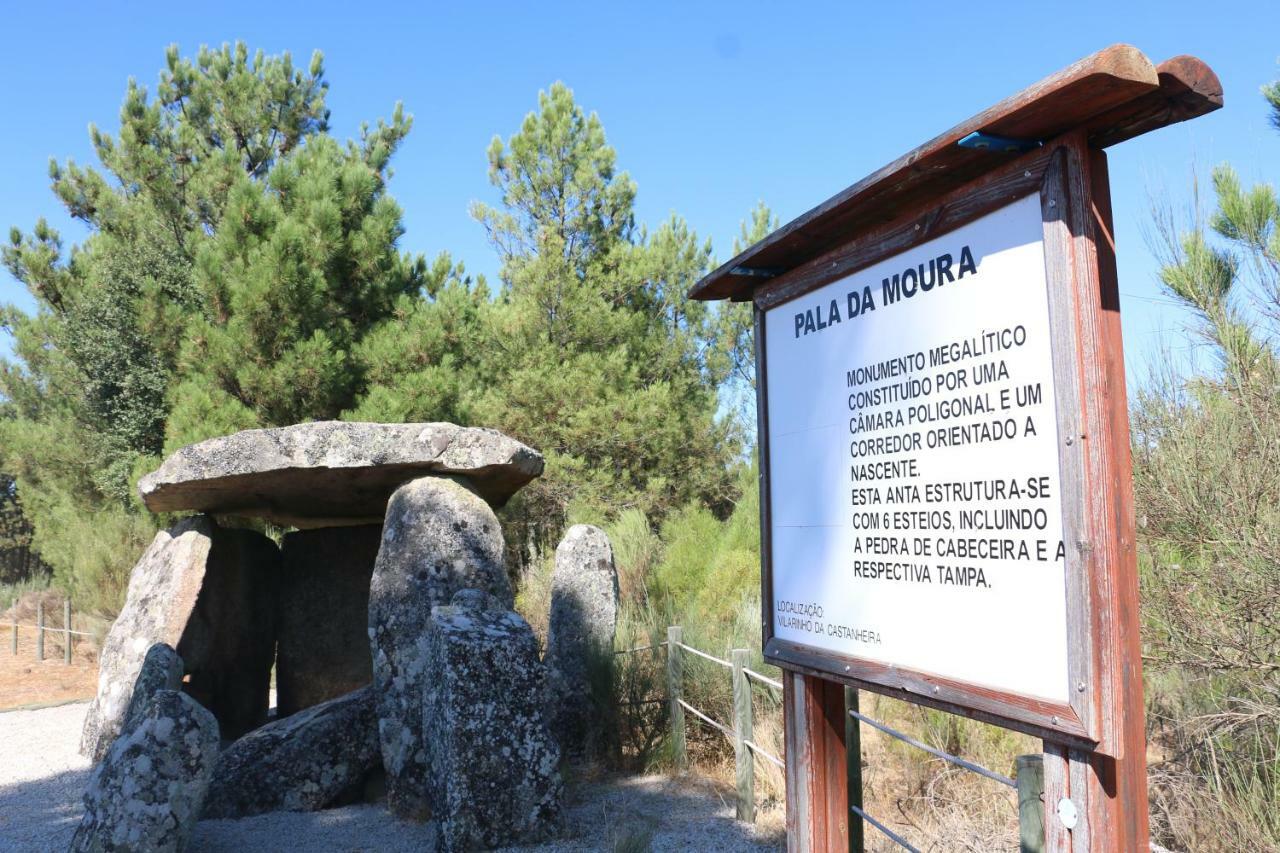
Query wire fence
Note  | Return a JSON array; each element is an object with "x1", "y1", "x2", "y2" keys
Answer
[
  {"x1": 614, "y1": 626, "x2": 784, "y2": 824},
  {"x1": 8, "y1": 597, "x2": 91, "y2": 665},
  {"x1": 617, "y1": 627, "x2": 1044, "y2": 851}
]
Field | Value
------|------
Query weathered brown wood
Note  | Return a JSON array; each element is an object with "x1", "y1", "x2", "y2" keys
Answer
[
  {"x1": 784, "y1": 672, "x2": 850, "y2": 852},
  {"x1": 63, "y1": 599, "x2": 71, "y2": 665},
  {"x1": 1057, "y1": 130, "x2": 1138, "y2": 762},
  {"x1": 816, "y1": 677, "x2": 849, "y2": 851},
  {"x1": 692, "y1": 45, "x2": 1167, "y2": 302},
  {"x1": 732, "y1": 648, "x2": 756, "y2": 823},
  {"x1": 754, "y1": 133, "x2": 1149, "y2": 765},
  {"x1": 766, "y1": 635, "x2": 1094, "y2": 750},
  {"x1": 1041, "y1": 743, "x2": 1071, "y2": 851},
  {"x1": 731, "y1": 45, "x2": 1183, "y2": 851},
  {"x1": 1079, "y1": 140, "x2": 1149, "y2": 851},
  {"x1": 753, "y1": 140, "x2": 1094, "y2": 750},
  {"x1": 1039, "y1": 145, "x2": 1099, "y2": 748},
  {"x1": 1087, "y1": 56, "x2": 1223, "y2": 149},
  {"x1": 1025, "y1": 137, "x2": 1149, "y2": 853},
  {"x1": 754, "y1": 143, "x2": 1055, "y2": 311},
  {"x1": 754, "y1": 302, "x2": 775, "y2": 653},
  {"x1": 667, "y1": 625, "x2": 687, "y2": 773},
  {"x1": 784, "y1": 673, "x2": 809, "y2": 851}
]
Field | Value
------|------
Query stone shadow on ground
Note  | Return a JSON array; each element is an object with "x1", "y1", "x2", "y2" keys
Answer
[
  {"x1": 193, "y1": 774, "x2": 783, "y2": 852},
  {"x1": 543, "y1": 774, "x2": 784, "y2": 852},
  {"x1": 0, "y1": 766, "x2": 94, "y2": 853},
  {"x1": 0, "y1": 701, "x2": 782, "y2": 853},
  {"x1": 0, "y1": 764, "x2": 783, "y2": 853}
]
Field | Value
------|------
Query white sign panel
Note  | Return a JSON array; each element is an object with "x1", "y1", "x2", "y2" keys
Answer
[{"x1": 765, "y1": 194, "x2": 1069, "y2": 702}]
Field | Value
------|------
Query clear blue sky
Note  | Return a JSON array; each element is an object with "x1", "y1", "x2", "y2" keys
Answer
[{"x1": 2, "y1": 1, "x2": 1277, "y2": 383}]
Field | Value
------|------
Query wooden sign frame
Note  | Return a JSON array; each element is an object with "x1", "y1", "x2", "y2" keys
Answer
[
  {"x1": 753, "y1": 132, "x2": 1126, "y2": 752},
  {"x1": 690, "y1": 44, "x2": 1221, "y2": 851}
]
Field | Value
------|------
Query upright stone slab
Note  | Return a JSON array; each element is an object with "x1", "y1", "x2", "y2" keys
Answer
[
  {"x1": 423, "y1": 590, "x2": 562, "y2": 850},
  {"x1": 369, "y1": 475, "x2": 512, "y2": 821},
  {"x1": 71, "y1": 690, "x2": 219, "y2": 853},
  {"x1": 544, "y1": 524, "x2": 620, "y2": 758},
  {"x1": 81, "y1": 519, "x2": 212, "y2": 761},
  {"x1": 177, "y1": 525, "x2": 279, "y2": 742},
  {"x1": 121, "y1": 643, "x2": 184, "y2": 735},
  {"x1": 81, "y1": 517, "x2": 278, "y2": 761},
  {"x1": 202, "y1": 686, "x2": 380, "y2": 818},
  {"x1": 277, "y1": 525, "x2": 381, "y2": 716}
]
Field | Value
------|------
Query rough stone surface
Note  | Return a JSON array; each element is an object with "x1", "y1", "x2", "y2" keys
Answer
[
  {"x1": 70, "y1": 690, "x2": 219, "y2": 853},
  {"x1": 201, "y1": 687, "x2": 381, "y2": 819},
  {"x1": 544, "y1": 524, "x2": 620, "y2": 757},
  {"x1": 422, "y1": 590, "x2": 562, "y2": 851},
  {"x1": 2, "y1": 702, "x2": 786, "y2": 852},
  {"x1": 369, "y1": 475, "x2": 512, "y2": 821},
  {"x1": 80, "y1": 518, "x2": 213, "y2": 762},
  {"x1": 177, "y1": 525, "x2": 279, "y2": 742},
  {"x1": 121, "y1": 644, "x2": 184, "y2": 735},
  {"x1": 276, "y1": 526, "x2": 380, "y2": 717},
  {"x1": 138, "y1": 421, "x2": 544, "y2": 527},
  {"x1": 81, "y1": 518, "x2": 278, "y2": 761}
]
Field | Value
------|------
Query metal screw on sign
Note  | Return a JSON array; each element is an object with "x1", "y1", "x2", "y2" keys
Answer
[{"x1": 1056, "y1": 797, "x2": 1079, "y2": 830}]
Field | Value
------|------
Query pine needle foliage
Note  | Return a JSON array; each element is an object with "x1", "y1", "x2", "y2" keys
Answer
[
  {"x1": 1136, "y1": 75, "x2": 1280, "y2": 851},
  {"x1": 1, "y1": 43, "x2": 423, "y2": 610}
]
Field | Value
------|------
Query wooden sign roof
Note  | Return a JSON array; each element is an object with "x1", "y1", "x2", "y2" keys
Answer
[{"x1": 689, "y1": 45, "x2": 1221, "y2": 302}]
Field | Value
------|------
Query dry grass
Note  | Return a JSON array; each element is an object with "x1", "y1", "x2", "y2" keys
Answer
[
  {"x1": 852, "y1": 694, "x2": 1028, "y2": 851},
  {"x1": 0, "y1": 590, "x2": 102, "y2": 710},
  {"x1": 672, "y1": 685, "x2": 1033, "y2": 851}
]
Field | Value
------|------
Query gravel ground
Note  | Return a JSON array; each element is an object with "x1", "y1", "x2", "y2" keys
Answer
[{"x1": 0, "y1": 702, "x2": 783, "y2": 852}]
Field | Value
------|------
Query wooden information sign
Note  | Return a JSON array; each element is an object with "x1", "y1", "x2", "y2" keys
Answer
[{"x1": 689, "y1": 45, "x2": 1221, "y2": 852}]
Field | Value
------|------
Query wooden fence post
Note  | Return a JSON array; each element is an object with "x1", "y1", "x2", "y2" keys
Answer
[
  {"x1": 10, "y1": 597, "x2": 16, "y2": 655},
  {"x1": 36, "y1": 599, "x2": 44, "y2": 661},
  {"x1": 731, "y1": 648, "x2": 755, "y2": 822},
  {"x1": 1017, "y1": 753, "x2": 1045, "y2": 853},
  {"x1": 784, "y1": 672, "x2": 850, "y2": 852},
  {"x1": 667, "y1": 626, "x2": 686, "y2": 773},
  {"x1": 845, "y1": 687, "x2": 864, "y2": 853},
  {"x1": 64, "y1": 598, "x2": 72, "y2": 665}
]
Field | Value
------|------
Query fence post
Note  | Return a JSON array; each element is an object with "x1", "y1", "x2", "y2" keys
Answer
[
  {"x1": 36, "y1": 600, "x2": 44, "y2": 661},
  {"x1": 1017, "y1": 753, "x2": 1045, "y2": 853},
  {"x1": 64, "y1": 599, "x2": 72, "y2": 665},
  {"x1": 845, "y1": 686, "x2": 865, "y2": 853},
  {"x1": 731, "y1": 648, "x2": 755, "y2": 822},
  {"x1": 666, "y1": 626, "x2": 686, "y2": 773},
  {"x1": 10, "y1": 598, "x2": 16, "y2": 656}
]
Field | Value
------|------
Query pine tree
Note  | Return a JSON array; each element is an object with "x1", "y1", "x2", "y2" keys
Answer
[
  {"x1": 358, "y1": 83, "x2": 741, "y2": 552},
  {"x1": 473, "y1": 83, "x2": 740, "y2": 536},
  {"x1": 708, "y1": 201, "x2": 779, "y2": 436},
  {"x1": 0, "y1": 473, "x2": 48, "y2": 586},
  {"x1": 1, "y1": 43, "x2": 422, "y2": 608},
  {"x1": 1133, "y1": 75, "x2": 1280, "y2": 848}
]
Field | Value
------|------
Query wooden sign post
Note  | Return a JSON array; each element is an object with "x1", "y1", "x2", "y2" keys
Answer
[{"x1": 689, "y1": 45, "x2": 1221, "y2": 852}]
